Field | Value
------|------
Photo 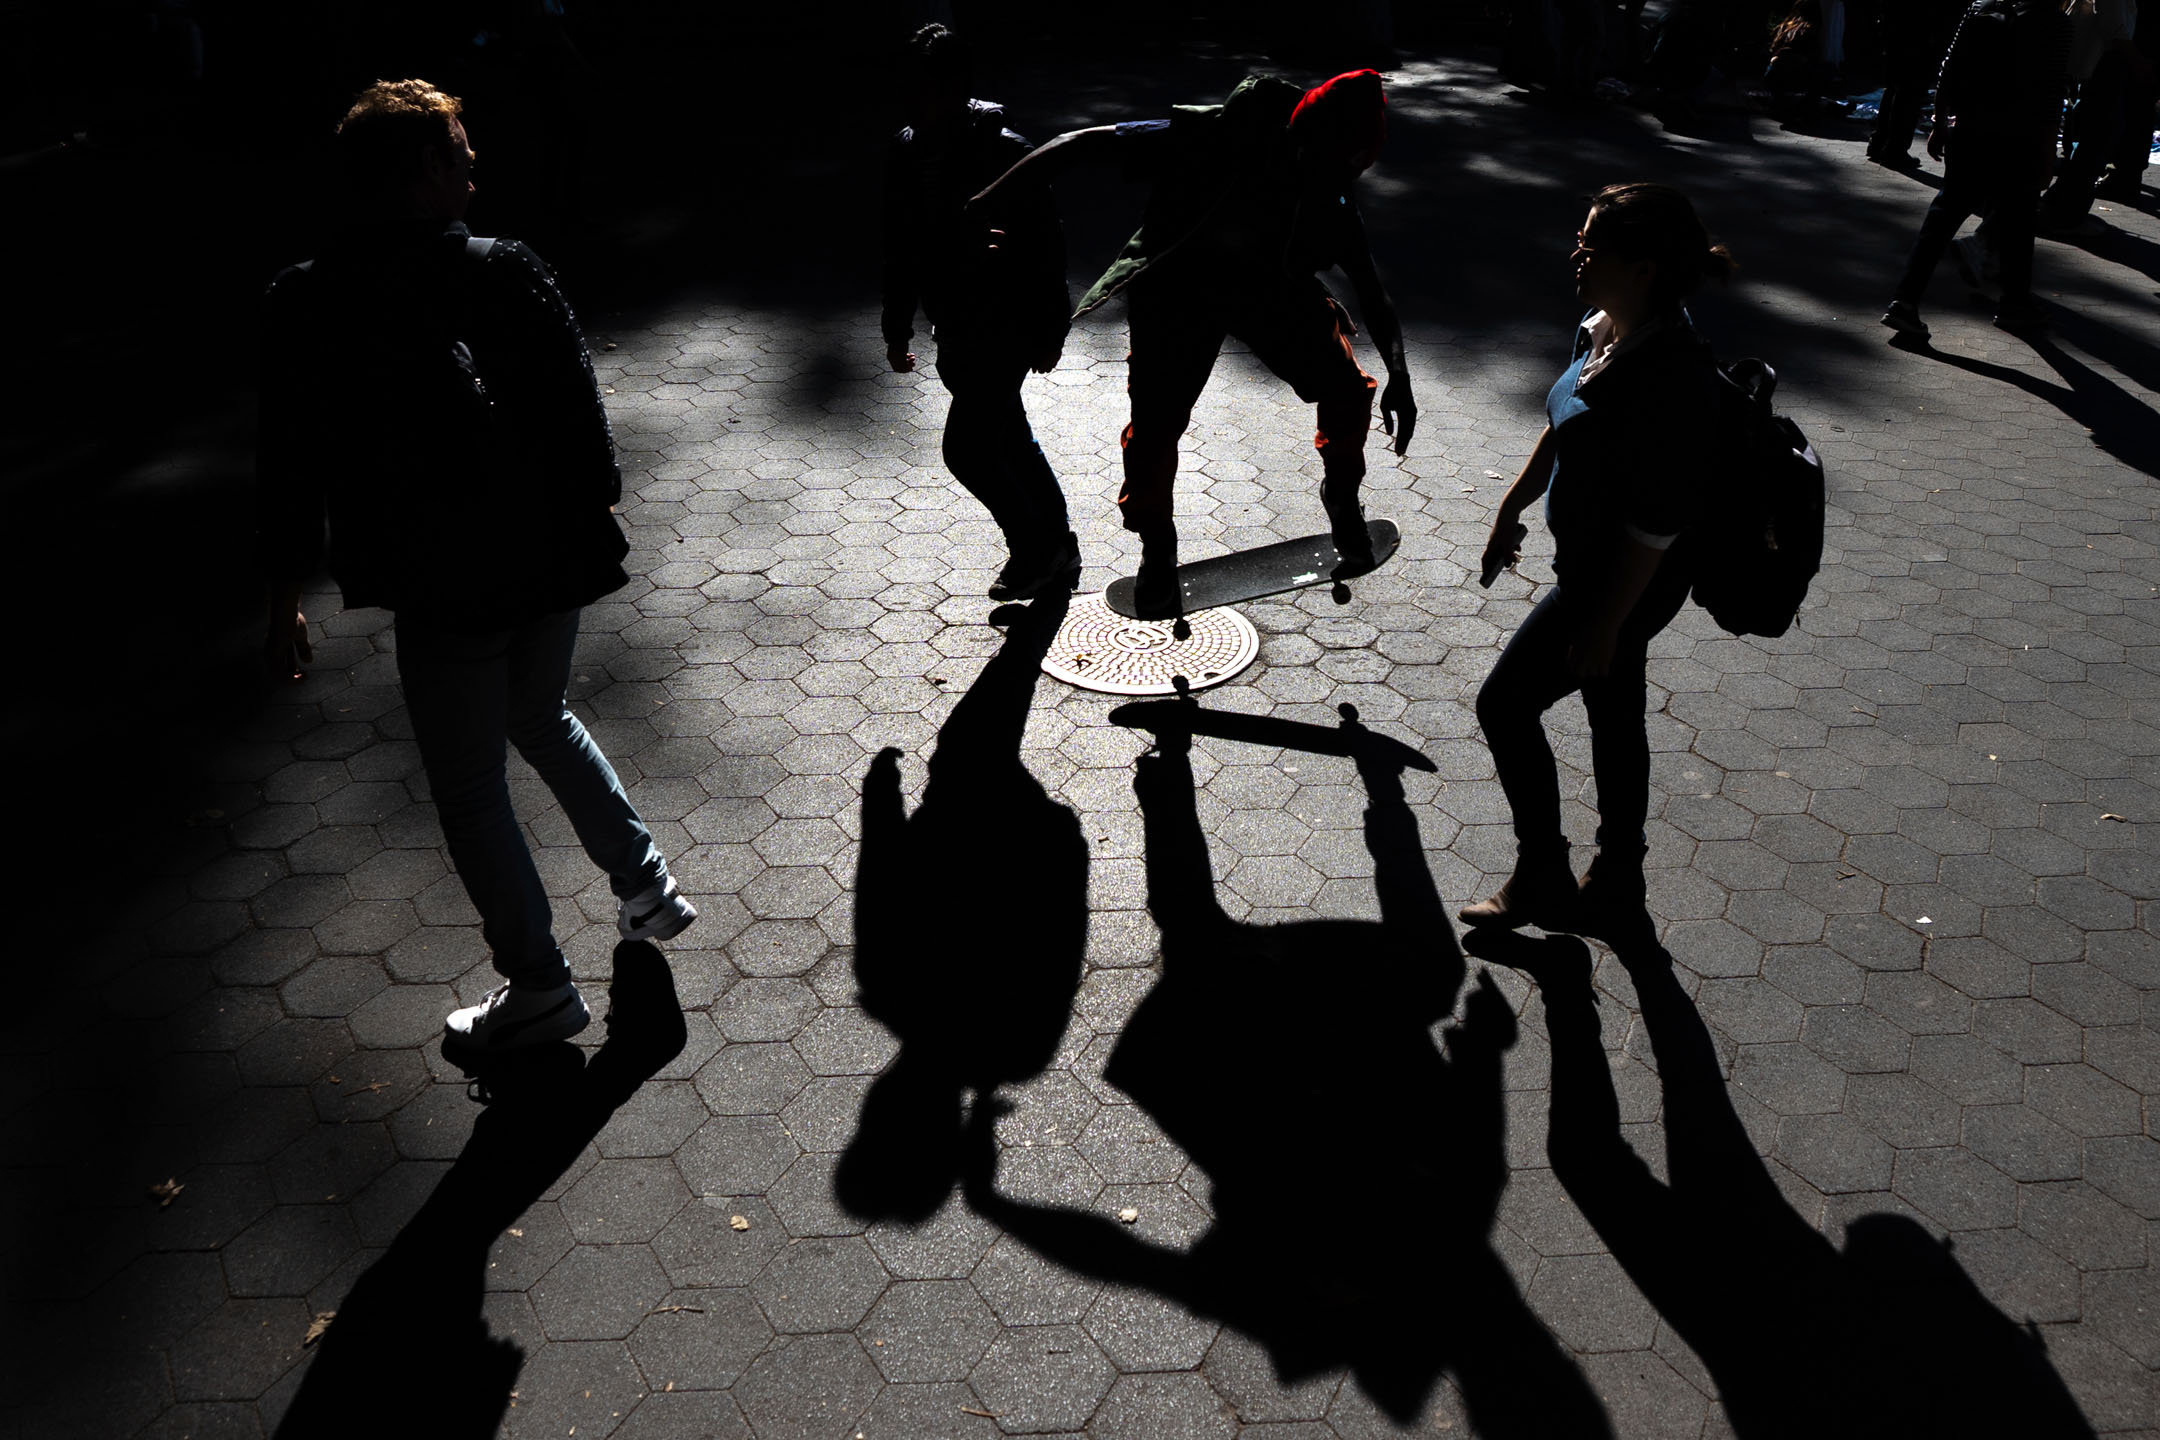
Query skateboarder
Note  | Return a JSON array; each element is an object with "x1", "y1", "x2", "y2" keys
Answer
[
  {"x1": 971, "y1": 69, "x2": 1417, "y2": 613},
  {"x1": 882, "y1": 23, "x2": 1079, "y2": 602}
]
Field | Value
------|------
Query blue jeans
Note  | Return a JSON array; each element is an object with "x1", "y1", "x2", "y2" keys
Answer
[{"x1": 397, "y1": 609, "x2": 664, "y2": 986}]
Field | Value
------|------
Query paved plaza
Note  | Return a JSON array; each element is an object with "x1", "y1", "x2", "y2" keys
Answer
[{"x1": 3, "y1": 36, "x2": 2158, "y2": 1440}]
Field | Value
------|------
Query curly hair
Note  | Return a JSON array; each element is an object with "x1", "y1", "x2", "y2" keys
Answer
[{"x1": 335, "y1": 78, "x2": 466, "y2": 198}]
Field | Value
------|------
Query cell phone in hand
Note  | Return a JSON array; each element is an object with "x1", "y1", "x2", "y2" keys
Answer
[{"x1": 1480, "y1": 522, "x2": 1527, "y2": 588}]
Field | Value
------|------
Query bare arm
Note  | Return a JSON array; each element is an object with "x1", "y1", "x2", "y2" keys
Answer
[
  {"x1": 1338, "y1": 237, "x2": 1415, "y2": 454},
  {"x1": 968, "y1": 125, "x2": 1119, "y2": 211},
  {"x1": 1479, "y1": 424, "x2": 1556, "y2": 586}
]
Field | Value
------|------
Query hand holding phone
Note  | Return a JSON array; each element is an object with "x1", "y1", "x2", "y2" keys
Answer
[{"x1": 1480, "y1": 520, "x2": 1528, "y2": 588}]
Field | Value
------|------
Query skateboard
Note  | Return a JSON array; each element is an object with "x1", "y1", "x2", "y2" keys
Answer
[{"x1": 1103, "y1": 518, "x2": 1401, "y2": 620}]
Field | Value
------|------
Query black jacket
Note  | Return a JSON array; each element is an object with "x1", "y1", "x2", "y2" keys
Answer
[
  {"x1": 880, "y1": 100, "x2": 1070, "y2": 354},
  {"x1": 258, "y1": 219, "x2": 628, "y2": 630}
]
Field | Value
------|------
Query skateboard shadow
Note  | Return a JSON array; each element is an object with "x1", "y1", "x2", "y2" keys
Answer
[
  {"x1": 1464, "y1": 925, "x2": 2098, "y2": 1438},
  {"x1": 836, "y1": 592, "x2": 1089, "y2": 1223},
  {"x1": 958, "y1": 701, "x2": 1613, "y2": 1436},
  {"x1": 273, "y1": 942, "x2": 688, "y2": 1439}
]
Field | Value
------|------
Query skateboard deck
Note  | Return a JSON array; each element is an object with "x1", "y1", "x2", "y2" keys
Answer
[{"x1": 1104, "y1": 518, "x2": 1400, "y2": 620}]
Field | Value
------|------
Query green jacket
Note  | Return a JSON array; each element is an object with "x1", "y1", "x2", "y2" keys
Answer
[{"x1": 1074, "y1": 75, "x2": 1308, "y2": 316}]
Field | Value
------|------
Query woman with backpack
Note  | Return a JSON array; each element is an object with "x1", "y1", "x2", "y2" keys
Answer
[{"x1": 1462, "y1": 183, "x2": 1735, "y2": 939}]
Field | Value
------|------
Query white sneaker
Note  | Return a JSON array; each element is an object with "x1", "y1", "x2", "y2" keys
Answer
[
  {"x1": 443, "y1": 980, "x2": 589, "y2": 1057},
  {"x1": 618, "y1": 875, "x2": 698, "y2": 942}
]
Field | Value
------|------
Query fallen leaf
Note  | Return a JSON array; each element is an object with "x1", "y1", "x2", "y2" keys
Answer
[
  {"x1": 959, "y1": 1407, "x2": 999, "y2": 1419},
  {"x1": 664, "y1": 1382, "x2": 674, "y2": 1393},
  {"x1": 2099, "y1": 812, "x2": 2128, "y2": 822},
  {"x1": 361, "y1": 1082, "x2": 389, "y2": 1094},
  {"x1": 507, "y1": 1228, "x2": 524, "y2": 1238},
  {"x1": 729, "y1": 1215, "x2": 751, "y2": 1232},
  {"x1": 1118, "y1": 1207, "x2": 1139, "y2": 1223},
  {"x1": 148, "y1": 1179, "x2": 184, "y2": 1208},
  {"x1": 602, "y1": 342, "x2": 618, "y2": 351},
  {"x1": 304, "y1": 1312, "x2": 336, "y2": 1345},
  {"x1": 327, "y1": 1076, "x2": 341, "y2": 1085},
  {"x1": 1483, "y1": 470, "x2": 1503, "y2": 479}
]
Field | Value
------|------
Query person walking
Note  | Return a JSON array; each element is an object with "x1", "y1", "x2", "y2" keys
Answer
[
  {"x1": 969, "y1": 69, "x2": 1416, "y2": 613},
  {"x1": 1881, "y1": 0, "x2": 2074, "y2": 339},
  {"x1": 1463, "y1": 183, "x2": 1733, "y2": 937},
  {"x1": 258, "y1": 79, "x2": 695, "y2": 1058},
  {"x1": 881, "y1": 23, "x2": 1079, "y2": 602},
  {"x1": 1870, "y1": 0, "x2": 1965, "y2": 167}
]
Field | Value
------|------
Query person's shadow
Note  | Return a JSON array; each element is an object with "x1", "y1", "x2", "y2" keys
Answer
[
  {"x1": 1466, "y1": 925, "x2": 2098, "y2": 1438},
  {"x1": 1897, "y1": 323, "x2": 2160, "y2": 480},
  {"x1": 959, "y1": 699, "x2": 1614, "y2": 1437},
  {"x1": 274, "y1": 942, "x2": 689, "y2": 1438},
  {"x1": 835, "y1": 593, "x2": 1089, "y2": 1223}
]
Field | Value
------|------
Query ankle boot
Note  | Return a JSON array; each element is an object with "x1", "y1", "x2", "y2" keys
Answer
[
  {"x1": 1459, "y1": 850, "x2": 1577, "y2": 929},
  {"x1": 1133, "y1": 528, "x2": 1181, "y2": 617},
  {"x1": 1577, "y1": 845, "x2": 1649, "y2": 938}
]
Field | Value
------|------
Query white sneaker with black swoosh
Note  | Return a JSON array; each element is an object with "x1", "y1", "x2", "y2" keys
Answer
[
  {"x1": 618, "y1": 875, "x2": 697, "y2": 943},
  {"x1": 443, "y1": 980, "x2": 590, "y2": 1057}
]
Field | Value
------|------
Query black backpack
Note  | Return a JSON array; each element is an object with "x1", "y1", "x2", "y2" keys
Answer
[{"x1": 1686, "y1": 357, "x2": 1825, "y2": 638}]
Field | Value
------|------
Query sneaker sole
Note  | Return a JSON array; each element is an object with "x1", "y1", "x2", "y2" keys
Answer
[{"x1": 442, "y1": 994, "x2": 590, "y2": 1058}]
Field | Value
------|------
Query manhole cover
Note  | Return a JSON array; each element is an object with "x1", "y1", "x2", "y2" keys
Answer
[{"x1": 1041, "y1": 593, "x2": 1260, "y2": 695}]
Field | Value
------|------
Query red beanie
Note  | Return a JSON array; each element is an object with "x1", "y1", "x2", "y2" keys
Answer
[{"x1": 1288, "y1": 69, "x2": 1387, "y2": 166}]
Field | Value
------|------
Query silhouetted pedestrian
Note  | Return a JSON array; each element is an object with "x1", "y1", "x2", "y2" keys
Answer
[
  {"x1": 258, "y1": 79, "x2": 695, "y2": 1059},
  {"x1": 1870, "y1": 0, "x2": 1964, "y2": 166},
  {"x1": 2038, "y1": 0, "x2": 2149, "y2": 230},
  {"x1": 881, "y1": 23, "x2": 1078, "y2": 602},
  {"x1": 1882, "y1": 0, "x2": 2073, "y2": 339},
  {"x1": 970, "y1": 70, "x2": 1416, "y2": 613},
  {"x1": 1464, "y1": 184, "x2": 1733, "y2": 938}
]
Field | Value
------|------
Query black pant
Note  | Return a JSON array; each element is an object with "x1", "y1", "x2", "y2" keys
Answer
[
  {"x1": 2041, "y1": 53, "x2": 2130, "y2": 224},
  {"x1": 1871, "y1": 22, "x2": 1949, "y2": 157},
  {"x1": 935, "y1": 342, "x2": 1068, "y2": 556},
  {"x1": 1476, "y1": 569, "x2": 1691, "y2": 862},
  {"x1": 1894, "y1": 133, "x2": 2042, "y2": 304}
]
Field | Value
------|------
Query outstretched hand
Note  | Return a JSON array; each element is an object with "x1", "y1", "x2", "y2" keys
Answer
[{"x1": 1379, "y1": 372, "x2": 1416, "y2": 455}]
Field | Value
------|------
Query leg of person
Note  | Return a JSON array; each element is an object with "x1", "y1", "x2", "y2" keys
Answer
[
  {"x1": 1884, "y1": 158, "x2": 1981, "y2": 337},
  {"x1": 1121, "y1": 279, "x2": 1225, "y2": 609},
  {"x1": 1237, "y1": 279, "x2": 1378, "y2": 560},
  {"x1": 2041, "y1": 58, "x2": 2128, "y2": 227},
  {"x1": 938, "y1": 347, "x2": 1038, "y2": 562},
  {"x1": 399, "y1": 620, "x2": 590, "y2": 1053},
  {"x1": 1989, "y1": 154, "x2": 2047, "y2": 330},
  {"x1": 500, "y1": 609, "x2": 693, "y2": 943},
  {"x1": 1462, "y1": 589, "x2": 1587, "y2": 927},
  {"x1": 976, "y1": 348, "x2": 1080, "y2": 602},
  {"x1": 1574, "y1": 567, "x2": 1689, "y2": 934}
]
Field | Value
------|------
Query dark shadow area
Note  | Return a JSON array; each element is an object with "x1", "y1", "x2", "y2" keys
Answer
[
  {"x1": 836, "y1": 593, "x2": 1089, "y2": 1222},
  {"x1": 272, "y1": 941, "x2": 686, "y2": 1439},
  {"x1": 1910, "y1": 334, "x2": 2160, "y2": 481},
  {"x1": 958, "y1": 700, "x2": 1613, "y2": 1435},
  {"x1": 1464, "y1": 925, "x2": 2098, "y2": 1438}
]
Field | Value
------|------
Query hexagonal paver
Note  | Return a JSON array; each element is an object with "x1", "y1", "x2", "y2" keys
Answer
[{"x1": 969, "y1": 1325, "x2": 1115, "y2": 1433}]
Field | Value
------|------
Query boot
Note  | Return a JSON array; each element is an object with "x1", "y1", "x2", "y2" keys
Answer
[
  {"x1": 1576, "y1": 844, "x2": 1650, "y2": 941},
  {"x1": 1320, "y1": 478, "x2": 1373, "y2": 566},
  {"x1": 1132, "y1": 527, "x2": 1181, "y2": 618},
  {"x1": 1459, "y1": 849, "x2": 1577, "y2": 930}
]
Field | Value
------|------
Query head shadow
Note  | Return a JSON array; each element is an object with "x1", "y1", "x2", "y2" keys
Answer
[
  {"x1": 1464, "y1": 924, "x2": 2098, "y2": 1438},
  {"x1": 956, "y1": 698, "x2": 1616, "y2": 1437},
  {"x1": 272, "y1": 941, "x2": 688, "y2": 1438},
  {"x1": 835, "y1": 593, "x2": 1091, "y2": 1224}
]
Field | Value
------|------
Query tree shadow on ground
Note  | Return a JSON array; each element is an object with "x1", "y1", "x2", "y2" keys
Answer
[
  {"x1": 957, "y1": 699, "x2": 1612, "y2": 1436},
  {"x1": 272, "y1": 942, "x2": 686, "y2": 1439},
  {"x1": 836, "y1": 593, "x2": 1090, "y2": 1223},
  {"x1": 1464, "y1": 924, "x2": 2098, "y2": 1439},
  {"x1": 1899, "y1": 332, "x2": 2160, "y2": 480}
]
